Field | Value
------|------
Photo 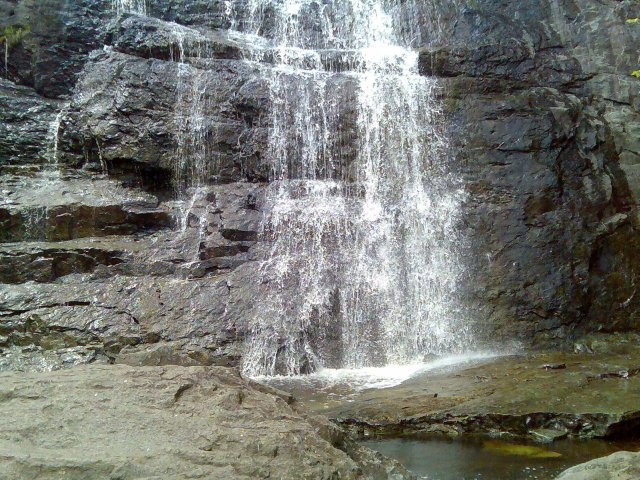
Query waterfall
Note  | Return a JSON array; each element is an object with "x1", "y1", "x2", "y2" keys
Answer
[
  {"x1": 112, "y1": 0, "x2": 147, "y2": 15},
  {"x1": 46, "y1": 105, "x2": 69, "y2": 167},
  {"x1": 232, "y1": 0, "x2": 470, "y2": 376},
  {"x1": 171, "y1": 24, "x2": 211, "y2": 192},
  {"x1": 106, "y1": 0, "x2": 469, "y2": 375}
]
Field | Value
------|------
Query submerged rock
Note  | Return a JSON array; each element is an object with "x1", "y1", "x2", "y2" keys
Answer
[{"x1": 483, "y1": 440, "x2": 563, "y2": 459}]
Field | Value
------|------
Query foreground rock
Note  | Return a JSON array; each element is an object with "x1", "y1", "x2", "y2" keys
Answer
[
  {"x1": 0, "y1": 364, "x2": 415, "y2": 480},
  {"x1": 555, "y1": 451, "x2": 640, "y2": 480}
]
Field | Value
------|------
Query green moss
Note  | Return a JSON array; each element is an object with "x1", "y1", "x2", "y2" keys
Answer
[
  {"x1": 632, "y1": 70, "x2": 640, "y2": 79},
  {"x1": 626, "y1": 18, "x2": 640, "y2": 25},
  {"x1": 0, "y1": 25, "x2": 31, "y2": 50}
]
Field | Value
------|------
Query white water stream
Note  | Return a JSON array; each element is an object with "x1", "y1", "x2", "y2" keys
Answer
[
  {"x1": 112, "y1": 0, "x2": 147, "y2": 15},
  {"x1": 233, "y1": 0, "x2": 470, "y2": 376}
]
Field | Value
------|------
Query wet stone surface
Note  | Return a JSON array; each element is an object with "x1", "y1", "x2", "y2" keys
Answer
[{"x1": 264, "y1": 335, "x2": 640, "y2": 442}]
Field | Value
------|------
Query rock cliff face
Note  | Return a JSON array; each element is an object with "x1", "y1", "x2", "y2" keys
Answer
[
  {"x1": 1, "y1": 0, "x2": 639, "y2": 369},
  {"x1": 420, "y1": 0, "x2": 640, "y2": 344}
]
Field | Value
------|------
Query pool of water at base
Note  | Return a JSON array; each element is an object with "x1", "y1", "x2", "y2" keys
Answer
[{"x1": 362, "y1": 437, "x2": 640, "y2": 480}]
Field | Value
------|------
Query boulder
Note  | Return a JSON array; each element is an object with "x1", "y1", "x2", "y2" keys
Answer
[
  {"x1": 555, "y1": 451, "x2": 640, "y2": 480},
  {"x1": 0, "y1": 364, "x2": 417, "y2": 479}
]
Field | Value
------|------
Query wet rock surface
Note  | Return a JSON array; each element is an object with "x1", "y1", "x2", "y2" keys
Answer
[
  {"x1": 0, "y1": 364, "x2": 416, "y2": 479},
  {"x1": 0, "y1": 173, "x2": 267, "y2": 370},
  {"x1": 1, "y1": 0, "x2": 639, "y2": 477},
  {"x1": 1, "y1": 0, "x2": 639, "y2": 355},
  {"x1": 422, "y1": 0, "x2": 640, "y2": 346},
  {"x1": 0, "y1": 0, "x2": 112, "y2": 98},
  {"x1": 0, "y1": 79, "x2": 60, "y2": 165},
  {"x1": 0, "y1": 170, "x2": 171, "y2": 242},
  {"x1": 280, "y1": 335, "x2": 640, "y2": 442}
]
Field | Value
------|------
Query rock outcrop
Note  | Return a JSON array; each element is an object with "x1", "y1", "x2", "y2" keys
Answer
[
  {"x1": 555, "y1": 451, "x2": 640, "y2": 479},
  {"x1": 420, "y1": 0, "x2": 640, "y2": 345},
  {"x1": 0, "y1": 79, "x2": 60, "y2": 164},
  {"x1": 285, "y1": 335, "x2": 640, "y2": 441},
  {"x1": 0, "y1": 179, "x2": 265, "y2": 369},
  {"x1": 0, "y1": 364, "x2": 416, "y2": 479},
  {"x1": 1, "y1": 0, "x2": 639, "y2": 366}
]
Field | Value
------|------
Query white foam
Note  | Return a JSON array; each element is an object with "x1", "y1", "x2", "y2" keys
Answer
[{"x1": 254, "y1": 352, "x2": 498, "y2": 391}]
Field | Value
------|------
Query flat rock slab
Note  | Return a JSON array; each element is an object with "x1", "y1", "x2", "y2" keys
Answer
[
  {"x1": 0, "y1": 170, "x2": 170, "y2": 242},
  {"x1": 0, "y1": 170, "x2": 158, "y2": 209},
  {"x1": 0, "y1": 364, "x2": 415, "y2": 480},
  {"x1": 285, "y1": 342, "x2": 640, "y2": 440}
]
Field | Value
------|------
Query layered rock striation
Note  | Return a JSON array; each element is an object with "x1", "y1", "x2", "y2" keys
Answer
[{"x1": 420, "y1": 0, "x2": 640, "y2": 345}]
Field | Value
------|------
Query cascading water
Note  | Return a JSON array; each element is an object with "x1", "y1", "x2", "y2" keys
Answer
[
  {"x1": 108, "y1": 0, "x2": 470, "y2": 376},
  {"x1": 112, "y1": 0, "x2": 147, "y2": 15},
  {"x1": 169, "y1": 23, "x2": 212, "y2": 192},
  {"x1": 232, "y1": 0, "x2": 471, "y2": 376},
  {"x1": 46, "y1": 105, "x2": 70, "y2": 168}
]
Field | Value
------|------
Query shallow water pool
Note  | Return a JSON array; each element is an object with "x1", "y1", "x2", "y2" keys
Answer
[{"x1": 363, "y1": 437, "x2": 640, "y2": 480}]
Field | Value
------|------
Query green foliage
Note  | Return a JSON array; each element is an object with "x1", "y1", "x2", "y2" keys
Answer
[
  {"x1": 626, "y1": 18, "x2": 640, "y2": 25},
  {"x1": 0, "y1": 25, "x2": 31, "y2": 49},
  {"x1": 632, "y1": 70, "x2": 640, "y2": 79}
]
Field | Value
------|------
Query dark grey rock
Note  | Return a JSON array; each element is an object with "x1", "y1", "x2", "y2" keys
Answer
[
  {"x1": 1, "y1": 0, "x2": 640, "y2": 366},
  {"x1": 106, "y1": 14, "x2": 247, "y2": 62},
  {"x1": 58, "y1": 49, "x2": 272, "y2": 184},
  {"x1": 0, "y1": 242, "x2": 128, "y2": 283},
  {"x1": 1, "y1": 0, "x2": 111, "y2": 98},
  {"x1": 0, "y1": 79, "x2": 59, "y2": 164},
  {"x1": 427, "y1": 0, "x2": 640, "y2": 346},
  {"x1": 0, "y1": 171, "x2": 171, "y2": 242}
]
